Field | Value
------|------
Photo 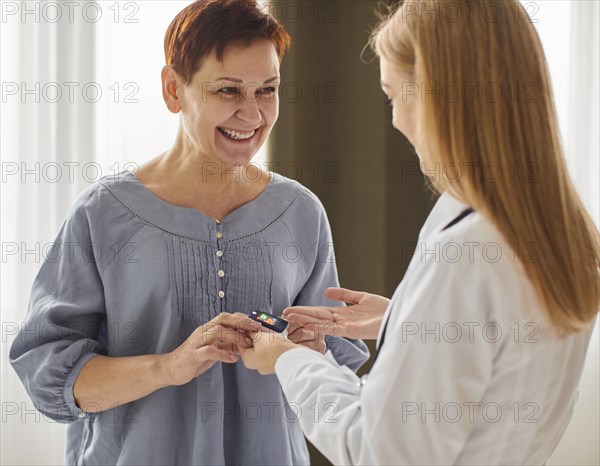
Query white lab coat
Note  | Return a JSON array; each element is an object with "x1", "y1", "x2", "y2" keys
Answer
[{"x1": 275, "y1": 192, "x2": 595, "y2": 465}]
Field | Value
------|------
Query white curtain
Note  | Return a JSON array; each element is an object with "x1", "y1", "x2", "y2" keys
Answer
[
  {"x1": 543, "y1": 0, "x2": 600, "y2": 464},
  {"x1": 1, "y1": 2, "x2": 188, "y2": 463},
  {"x1": 1, "y1": 5, "x2": 98, "y2": 463},
  {"x1": 1, "y1": 1, "x2": 598, "y2": 464}
]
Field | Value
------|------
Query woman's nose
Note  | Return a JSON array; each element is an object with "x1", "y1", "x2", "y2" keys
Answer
[{"x1": 236, "y1": 95, "x2": 263, "y2": 125}]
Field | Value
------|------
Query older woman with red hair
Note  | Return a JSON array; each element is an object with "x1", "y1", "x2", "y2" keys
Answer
[{"x1": 9, "y1": 1, "x2": 369, "y2": 464}]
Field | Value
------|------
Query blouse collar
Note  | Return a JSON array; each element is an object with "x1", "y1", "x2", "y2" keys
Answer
[{"x1": 99, "y1": 170, "x2": 300, "y2": 242}]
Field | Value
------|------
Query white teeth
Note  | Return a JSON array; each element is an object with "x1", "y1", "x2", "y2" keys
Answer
[{"x1": 220, "y1": 127, "x2": 256, "y2": 140}]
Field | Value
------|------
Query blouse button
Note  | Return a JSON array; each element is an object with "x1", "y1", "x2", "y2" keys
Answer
[
  {"x1": 78, "y1": 411, "x2": 86, "y2": 418},
  {"x1": 218, "y1": 291, "x2": 225, "y2": 298},
  {"x1": 216, "y1": 250, "x2": 224, "y2": 257},
  {"x1": 218, "y1": 270, "x2": 225, "y2": 278},
  {"x1": 216, "y1": 232, "x2": 223, "y2": 239},
  {"x1": 215, "y1": 219, "x2": 221, "y2": 224}
]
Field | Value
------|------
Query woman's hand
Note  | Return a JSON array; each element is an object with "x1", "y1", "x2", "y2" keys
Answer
[
  {"x1": 159, "y1": 312, "x2": 261, "y2": 386},
  {"x1": 239, "y1": 328, "x2": 299, "y2": 375},
  {"x1": 282, "y1": 287, "x2": 390, "y2": 340},
  {"x1": 286, "y1": 322, "x2": 326, "y2": 354}
]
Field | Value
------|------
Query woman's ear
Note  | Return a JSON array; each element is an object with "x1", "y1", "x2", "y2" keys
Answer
[{"x1": 161, "y1": 65, "x2": 181, "y2": 113}]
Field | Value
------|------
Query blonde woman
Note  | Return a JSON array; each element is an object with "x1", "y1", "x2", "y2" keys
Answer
[{"x1": 239, "y1": 0, "x2": 600, "y2": 464}]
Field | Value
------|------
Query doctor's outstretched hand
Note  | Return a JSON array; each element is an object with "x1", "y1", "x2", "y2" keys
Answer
[{"x1": 282, "y1": 287, "x2": 390, "y2": 340}]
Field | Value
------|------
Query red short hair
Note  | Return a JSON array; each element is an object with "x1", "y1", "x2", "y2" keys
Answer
[{"x1": 164, "y1": 0, "x2": 292, "y2": 85}]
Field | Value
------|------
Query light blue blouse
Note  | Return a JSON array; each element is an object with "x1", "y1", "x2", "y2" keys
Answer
[{"x1": 10, "y1": 170, "x2": 369, "y2": 465}]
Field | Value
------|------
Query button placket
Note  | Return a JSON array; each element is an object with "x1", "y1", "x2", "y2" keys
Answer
[{"x1": 215, "y1": 221, "x2": 225, "y2": 302}]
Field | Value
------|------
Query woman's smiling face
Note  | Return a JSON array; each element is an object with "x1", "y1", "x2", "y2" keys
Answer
[{"x1": 165, "y1": 39, "x2": 281, "y2": 167}]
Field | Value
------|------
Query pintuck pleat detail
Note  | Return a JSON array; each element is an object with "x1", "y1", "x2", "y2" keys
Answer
[{"x1": 166, "y1": 233, "x2": 274, "y2": 326}]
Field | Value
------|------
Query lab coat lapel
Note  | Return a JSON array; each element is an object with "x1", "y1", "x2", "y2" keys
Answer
[{"x1": 375, "y1": 192, "x2": 471, "y2": 350}]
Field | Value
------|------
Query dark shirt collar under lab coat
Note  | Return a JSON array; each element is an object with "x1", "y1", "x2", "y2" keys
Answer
[{"x1": 417, "y1": 191, "x2": 471, "y2": 242}]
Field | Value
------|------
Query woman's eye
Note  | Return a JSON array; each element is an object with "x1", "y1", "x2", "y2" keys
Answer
[
  {"x1": 258, "y1": 86, "x2": 277, "y2": 95},
  {"x1": 218, "y1": 87, "x2": 240, "y2": 95}
]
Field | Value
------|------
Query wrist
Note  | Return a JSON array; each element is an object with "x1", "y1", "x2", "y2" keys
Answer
[
  {"x1": 276, "y1": 339, "x2": 297, "y2": 353},
  {"x1": 272, "y1": 340, "x2": 298, "y2": 364},
  {"x1": 154, "y1": 353, "x2": 173, "y2": 389}
]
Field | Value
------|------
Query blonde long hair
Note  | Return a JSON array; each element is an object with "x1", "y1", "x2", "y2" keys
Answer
[{"x1": 371, "y1": 0, "x2": 600, "y2": 334}]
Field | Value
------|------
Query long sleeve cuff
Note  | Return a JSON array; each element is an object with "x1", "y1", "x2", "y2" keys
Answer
[
  {"x1": 324, "y1": 335, "x2": 370, "y2": 372},
  {"x1": 62, "y1": 351, "x2": 101, "y2": 421},
  {"x1": 275, "y1": 347, "x2": 360, "y2": 396}
]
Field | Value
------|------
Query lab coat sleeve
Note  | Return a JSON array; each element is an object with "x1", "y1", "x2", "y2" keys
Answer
[
  {"x1": 292, "y1": 197, "x2": 369, "y2": 372},
  {"x1": 9, "y1": 187, "x2": 108, "y2": 423},
  {"x1": 276, "y1": 252, "x2": 497, "y2": 465}
]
